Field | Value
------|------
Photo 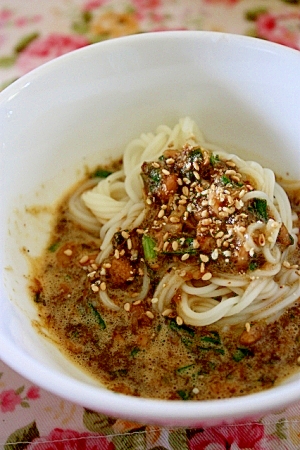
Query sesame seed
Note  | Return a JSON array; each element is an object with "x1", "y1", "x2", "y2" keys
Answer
[
  {"x1": 121, "y1": 231, "x2": 129, "y2": 239},
  {"x1": 202, "y1": 272, "x2": 212, "y2": 281},
  {"x1": 226, "y1": 161, "x2": 236, "y2": 167},
  {"x1": 245, "y1": 322, "x2": 251, "y2": 332},
  {"x1": 170, "y1": 216, "x2": 180, "y2": 223},
  {"x1": 182, "y1": 186, "x2": 189, "y2": 196},
  {"x1": 124, "y1": 302, "x2": 131, "y2": 311},
  {"x1": 91, "y1": 284, "x2": 99, "y2": 292},
  {"x1": 225, "y1": 169, "x2": 236, "y2": 176},
  {"x1": 177, "y1": 178, "x2": 183, "y2": 186},
  {"x1": 200, "y1": 254, "x2": 209, "y2": 263},
  {"x1": 100, "y1": 282, "x2": 106, "y2": 291},
  {"x1": 162, "y1": 308, "x2": 173, "y2": 316},
  {"x1": 211, "y1": 249, "x2": 219, "y2": 260},
  {"x1": 79, "y1": 255, "x2": 89, "y2": 264},
  {"x1": 151, "y1": 297, "x2": 158, "y2": 304},
  {"x1": 91, "y1": 263, "x2": 98, "y2": 270},
  {"x1": 133, "y1": 299, "x2": 142, "y2": 305},
  {"x1": 200, "y1": 262, "x2": 205, "y2": 273},
  {"x1": 146, "y1": 311, "x2": 154, "y2": 319},
  {"x1": 283, "y1": 260, "x2": 291, "y2": 269},
  {"x1": 152, "y1": 162, "x2": 160, "y2": 168},
  {"x1": 158, "y1": 209, "x2": 165, "y2": 218},
  {"x1": 163, "y1": 241, "x2": 170, "y2": 251},
  {"x1": 183, "y1": 177, "x2": 191, "y2": 185},
  {"x1": 192, "y1": 387, "x2": 200, "y2": 394},
  {"x1": 87, "y1": 271, "x2": 96, "y2": 278},
  {"x1": 178, "y1": 199, "x2": 187, "y2": 205},
  {"x1": 166, "y1": 158, "x2": 175, "y2": 164},
  {"x1": 176, "y1": 316, "x2": 183, "y2": 326},
  {"x1": 172, "y1": 241, "x2": 179, "y2": 251},
  {"x1": 193, "y1": 161, "x2": 200, "y2": 171},
  {"x1": 193, "y1": 240, "x2": 200, "y2": 249},
  {"x1": 193, "y1": 171, "x2": 200, "y2": 180},
  {"x1": 146, "y1": 198, "x2": 152, "y2": 205},
  {"x1": 162, "y1": 168, "x2": 170, "y2": 175},
  {"x1": 181, "y1": 253, "x2": 190, "y2": 261},
  {"x1": 215, "y1": 231, "x2": 224, "y2": 239},
  {"x1": 64, "y1": 249, "x2": 72, "y2": 256}
]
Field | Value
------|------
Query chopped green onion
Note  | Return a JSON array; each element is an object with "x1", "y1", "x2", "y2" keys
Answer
[
  {"x1": 92, "y1": 169, "x2": 112, "y2": 178},
  {"x1": 130, "y1": 347, "x2": 140, "y2": 358},
  {"x1": 142, "y1": 235, "x2": 157, "y2": 263},
  {"x1": 48, "y1": 242, "x2": 60, "y2": 252},
  {"x1": 89, "y1": 303, "x2": 106, "y2": 330},
  {"x1": 232, "y1": 347, "x2": 252, "y2": 362}
]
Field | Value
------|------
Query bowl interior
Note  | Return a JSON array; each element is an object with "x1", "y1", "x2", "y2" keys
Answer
[{"x1": 1, "y1": 31, "x2": 300, "y2": 426}]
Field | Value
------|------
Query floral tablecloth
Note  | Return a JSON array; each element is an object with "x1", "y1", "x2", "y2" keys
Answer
[{"x1": 1, "y1": 0, "x2": 300, "y2": 448}]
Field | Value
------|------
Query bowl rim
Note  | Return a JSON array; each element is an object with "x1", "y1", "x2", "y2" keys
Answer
[{"x1": 1, "y1": 29, "x2": 300, "y2": 426}]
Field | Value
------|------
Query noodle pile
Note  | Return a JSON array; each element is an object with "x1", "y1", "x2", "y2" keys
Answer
[{"x1": 69, "y1": 117, "x2": 300, "y2": 326}]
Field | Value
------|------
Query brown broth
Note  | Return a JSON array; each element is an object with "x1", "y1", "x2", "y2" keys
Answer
[{"x1": 30, "y1": 182, "x2": 300, "y2": 401}]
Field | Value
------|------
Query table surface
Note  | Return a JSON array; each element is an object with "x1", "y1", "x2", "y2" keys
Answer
[{"x1": 1, "y1": 1, "x2": 300, "y2": 448}]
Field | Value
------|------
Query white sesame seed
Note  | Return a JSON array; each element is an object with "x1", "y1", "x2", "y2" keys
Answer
[
  {"x1": 202, "y1": 272, "x2": 212, "y2": 281},
  {"x1": 182, "y1": 186, "x2": 189, "y2": 196},
  {"x1": 91, "y1": 284, "x2": 99, "y2": 292},
  {"x1": 124, "y1": 302, "x2": 131, "y2": 311},
  {"x1": 163, "y1": 241, "x2": 170, "y2": 251},
  {"x1": 172, "y1": 241, "x2": 179, "y2": 251},
  {"x1": 100, "y1": 282, "x2": 106, "y2": 291},
  {"x1": 162, "y1": 308, "x2": 173, "y2": 316},
  {"x1": 151, "y1": 297, "x2": 158, "y2": 304},
  {"x1": 181, "y1": 253, "x2": 190, "y2": 261},
  {"x1": 162, "y1": 168, "x2": 170, "y2": 175},
  {"x1": 64, "y1": 249, "x2": 72, "y2": 256},
  {"x1": 146, "y1": 311, "x2": 154, "y2": 319},
  {"x1": 80, "y1": 255, "x2": 89, "y2": 264},
  {"x1": 192, "y1": 387, "x2": 199, "y2": 394},
  {"x1": 200, "y1": 254, "x2": 209, "y2": 262},
  {"x1": 176, "y1": 316, "x2": 183, "y2": 326},
  {"x1": 211, "y1": 249, "x2": 219, "y2": 260},
  {"x1": 121, "y1": 231, "x2": 129, "y2": 239}
]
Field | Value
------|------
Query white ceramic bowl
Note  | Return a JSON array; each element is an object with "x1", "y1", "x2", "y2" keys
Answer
[{"x1": 1, "y1": 31, "x2": 300, "y2": 428}]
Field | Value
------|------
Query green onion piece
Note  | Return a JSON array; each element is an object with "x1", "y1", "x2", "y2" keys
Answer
[
  {"x1": 130, "y1": 347, "x2": 140, "y2": 358},
  {"x1": 92, "y1": 169, "x2": 112, "y2": 178},
  {"x1": 48, "y1": 242, "x2": 60, "y2": 252},
  {"x1": 221, "y1": 175, "x2": 231, "y2": 185},
  {"x1": 210, "y1": 154, "x2": 220, "y2": 166},
  {"x1": 89, "y1": 304, "x2": 106, "y2": 330},
  {"x1": 250, "y1": 198, "x2": 268, "y2": 222},
  {"x1": 142, "y1": 235, "x2": 157, "y2": 262},
  {"x1": 232, "y1": 347, "x2": 252, "y2": 362},
  {"x1": 177, "y1": 390, "x2": 190, "y2": 400},
  {"x1": 176, "y1": 364, "x2": 195, "y2": 374}
]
